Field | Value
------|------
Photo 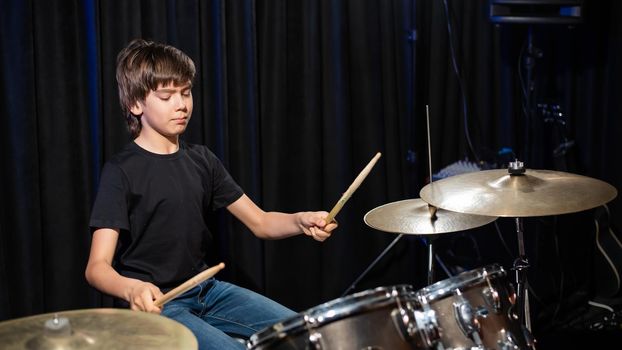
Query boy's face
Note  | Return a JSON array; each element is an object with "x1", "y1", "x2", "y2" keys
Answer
[{"x1": 130, "y1": 82, "x2": 193, "y2": 138}]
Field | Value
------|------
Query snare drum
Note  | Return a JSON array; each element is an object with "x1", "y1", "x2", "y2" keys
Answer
[
  {"x1": 247, "y1": 285, "x2": 428, "y2": 350},
  {"x1": 414, "y1": 264, "x2": 532, "y2": 349}
]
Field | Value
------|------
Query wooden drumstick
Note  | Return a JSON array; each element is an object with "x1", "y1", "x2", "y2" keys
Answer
[
  {"x1": 154, "y1": 263, "x2": 225, "y2": 307},
  {"x1": 325, "y1": 152, "x2": 382, "y2": 223}
]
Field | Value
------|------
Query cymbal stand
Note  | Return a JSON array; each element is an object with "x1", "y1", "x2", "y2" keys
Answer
[
  {"x1": 508, "y1": 160, "x2": 532, "y2": 331},
  {"x1": 427, "y1": 238, "x2": 434, "y2": 284},
  {"x1": 425, "y1": 105, "x2": 438, "y2": 285},
  {"x1": 341, "y1": 105, "x2": 440, "y2": 297},
  {"x1": 513, "y1": 217, "x2": 531, "y2": 331},
  {"x1": 425, "y1": 206, "x2": 439, "y2": 285}
]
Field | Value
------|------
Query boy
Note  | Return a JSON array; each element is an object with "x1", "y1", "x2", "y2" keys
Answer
[{"x1": 85, "y1": 39, "x2": 338, "y2": 349}]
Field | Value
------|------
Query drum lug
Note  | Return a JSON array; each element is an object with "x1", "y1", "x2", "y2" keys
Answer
[
  {"x1": 391, "y1": 302, "x2": 440, "y2": 348},
  {"x1": 507, "y1": 282, "x2": 517, "y2": 306},
  {"x1": 507, "y1": 304, "x2": 520, "y2": 323},
  {"x1": 307, "y1": 331, "x2": 323, "y2": 350},
  {"x1": 497, "y1": 329, "x2": 521, "y2": 350},
  {"x1": 483, "y1": 286, "x2": 501, "y2": 313},
  {"x1": 453, "y1": 293, "x2": 484, "y2": 347}
]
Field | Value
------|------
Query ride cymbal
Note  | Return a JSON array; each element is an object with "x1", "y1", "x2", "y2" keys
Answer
[
  {"x1": 0, "y1": 308, "x2": 197, "y2": 350},
  {"x1": 364, "y1": 198, "x2": 496, "y2": 235},
  {"x1": 420, "y1": 168, "x2": 618, "y2": 217}
]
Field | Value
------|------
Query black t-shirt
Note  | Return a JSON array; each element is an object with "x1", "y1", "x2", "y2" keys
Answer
[{"x1": 89, "y1": 141, "x2": 243, "y2": 290}]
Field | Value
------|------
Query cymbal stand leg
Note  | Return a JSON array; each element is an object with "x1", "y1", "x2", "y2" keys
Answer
[
  {"x1": 340, "y1": 233, "x2": 404, "y2": 297},
  {"x1": 513, "y1": 217, "x2": 532, "y2": 331}
]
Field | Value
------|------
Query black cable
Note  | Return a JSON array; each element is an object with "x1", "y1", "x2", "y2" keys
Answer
[
  {"x1": 441, "y1": 0, "x2": 480, "y2": 163},
  {"x1": 494, "y1": 221, "x2": 514, "y2": 259},
  {"x1": 551, "y1": 216, "x2": 565, "y2": 325},
  {"x1": 517, "y1": 38, "x2": 530, "y2": 122}
]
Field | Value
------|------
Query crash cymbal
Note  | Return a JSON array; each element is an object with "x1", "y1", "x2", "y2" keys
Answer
[
  {"x1": 0, "y1": 308, "x2": 197, "y2": 350},
  {"x1": 420, "y1": 168, "x2": 618, "y2": 217},
  {"x1": 364, "y1": 198, "x2": 497, "y2": 235}
]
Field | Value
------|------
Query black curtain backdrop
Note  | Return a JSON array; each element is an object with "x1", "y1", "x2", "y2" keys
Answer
[{"x1": 1, "y1": 0, "x2": 621, "y2": 343}]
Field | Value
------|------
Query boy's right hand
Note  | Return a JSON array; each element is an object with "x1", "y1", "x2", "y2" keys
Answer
[{"x1": 128, "y1": 281, "x2": 164, "y2": 314}]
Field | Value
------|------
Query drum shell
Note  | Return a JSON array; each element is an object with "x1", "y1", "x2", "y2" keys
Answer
[
  {"x1": 416, "y1": 264, "x2": 528, "y2": 349},
  {"x1": 248, "y1": 285, "x2": 420, "y2": 350}
]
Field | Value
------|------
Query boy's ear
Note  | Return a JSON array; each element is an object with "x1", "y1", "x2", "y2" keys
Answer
[{"x1": 130, "y1": 101, "x2": 143, "y2": 116}]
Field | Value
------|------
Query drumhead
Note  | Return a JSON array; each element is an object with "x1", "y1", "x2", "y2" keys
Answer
[
  {"x1": 248, "y1": 285, "x2": 415, "y2": 348},
  {"x1": 416, "y1": 264, "x2": 506, "y2": 303}
]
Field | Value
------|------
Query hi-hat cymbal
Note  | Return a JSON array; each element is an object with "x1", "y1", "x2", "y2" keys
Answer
[
  {"x1": 0, "y1": 308, "x2": 197, "y2": 349},
  {"x1": 364, "y1": 198, "x2": 497, "y2": 235},
  {"x1": 420, "y1": 169, "x2": 618, "y2": 217}
]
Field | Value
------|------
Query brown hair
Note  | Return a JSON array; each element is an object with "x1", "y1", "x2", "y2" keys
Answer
[{"x1": 116, "y1": 39, "x2": 196, "y2": 138}]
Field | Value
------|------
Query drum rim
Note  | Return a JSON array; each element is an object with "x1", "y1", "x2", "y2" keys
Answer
[
  {"x1": 248, "y1": 284, "x2": 415, "y2": 347},
  {"x1": 415, "y1": 264, "x2": 506, "y2": 303}
]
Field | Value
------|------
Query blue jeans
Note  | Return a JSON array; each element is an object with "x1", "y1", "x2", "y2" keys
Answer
[{"x1": 162, "y1": 278, "x2": 296, "y2": 350}]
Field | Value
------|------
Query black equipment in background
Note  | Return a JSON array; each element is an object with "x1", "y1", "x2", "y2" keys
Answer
[
  {"x1": 538, "y1": 102, "x2": 576, "y2": 172},
  {"x1": 489, "y1": 0, "x2": 584, "y2": 24}
]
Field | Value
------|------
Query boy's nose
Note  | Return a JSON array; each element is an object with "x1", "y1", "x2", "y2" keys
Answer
[{"x1": 175, "y1": 94, "x2": 188, "y2": 110}]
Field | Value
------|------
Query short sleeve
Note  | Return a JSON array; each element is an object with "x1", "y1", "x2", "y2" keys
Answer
[
  {"x1": 89, "y1": 162, "x2": 131, "y2": 231},
  {"x1": 208, "y1": 151, "x2": 243, "y2": 210}
]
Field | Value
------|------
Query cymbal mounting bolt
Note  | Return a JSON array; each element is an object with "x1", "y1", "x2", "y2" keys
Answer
[{"x1": 508, "y1": 160, "x2": 526, "y2": 175}]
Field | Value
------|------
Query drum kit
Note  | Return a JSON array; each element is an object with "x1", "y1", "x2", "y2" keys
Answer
[
  {"x1": 0, "y1": 161, "x2": 617, "y2": 350},
  {"x1": 248, "y1": 159, "x2": 618, "y2": 349}
]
